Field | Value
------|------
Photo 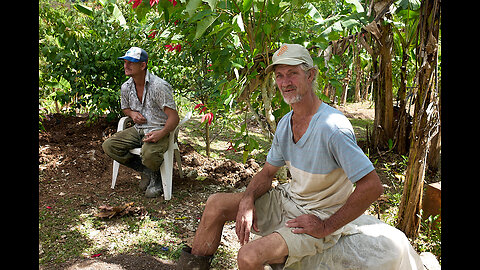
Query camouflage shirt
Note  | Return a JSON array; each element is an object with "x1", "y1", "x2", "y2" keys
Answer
[{"x1": 120, "y1": 70, "x2": 177, "y2": 134}]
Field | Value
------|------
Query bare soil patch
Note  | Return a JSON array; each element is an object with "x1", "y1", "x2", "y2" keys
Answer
[{"x1": 39, "y1": 113, "x2": 259, "y2": 269}]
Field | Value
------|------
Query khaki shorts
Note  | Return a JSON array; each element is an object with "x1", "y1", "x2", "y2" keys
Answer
[{"x1": 253, "y1": 184, "x2": 357, "y2": 269}]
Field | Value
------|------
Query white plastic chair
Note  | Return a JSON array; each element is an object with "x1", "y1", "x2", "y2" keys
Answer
[{"x1": 111, "y1": 111, "x2": 192, "y2": 200}]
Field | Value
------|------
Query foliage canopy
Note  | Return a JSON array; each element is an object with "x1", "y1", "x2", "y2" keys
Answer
[{"x1": 39, "y1": 0, "x2": 435, "y2": 157}]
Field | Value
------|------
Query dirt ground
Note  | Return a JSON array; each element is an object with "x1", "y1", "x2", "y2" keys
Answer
[
  {"x1": 334, "y1": 102, "x2": 375, "y2": 120},
  {"x1": 39, "y1": 102, "x2": 437, "y2": 269},
  {"x1": 39, "y1": 113, "x2": 261, "y2": 269}
]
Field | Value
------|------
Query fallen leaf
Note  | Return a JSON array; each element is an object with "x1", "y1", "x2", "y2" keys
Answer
[
  {"x1": 91, "y1": 253, "x2": 102, "y2": 258},
  {"x1": 99, "y1": 205, "x2": 113, "y2": 211},
  {"x1": 95, "y1": 202, "x2": 145, "y2": 219}
]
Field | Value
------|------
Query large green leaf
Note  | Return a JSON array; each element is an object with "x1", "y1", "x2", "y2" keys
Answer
[
  {"x1": 205, "y1": 0, "x2": 218, "y2": 10},
  {"x1": 74, "y1": 3, "x2": 93, "y2": 17},
  {"x1": 306, "y1": 3, "x2": 323, "y2": 24},
  {"x1": 341, "y1": 18, "x2": 361, "y2": 29},
  {"x1": 266, "y1": 0, "x2": 280, "y2": 16},
  {"x1": 395, "y1": 0, "x2": 421, "y2": 10},
  {"x1": 242, "y1": 0, "x2": 253, "y2": 13},
  {"x1": 262, "y1": 24, "x2": 272, "y2": 35},
  {"x1": 111, "y1": 4, "x2": 126, "y2": 26},
  {"x1": 195, "y1": 15, "x2": 219, "y2": 40},
  {"x1": 345, "y1": 0, "x2": 364, "y2": 13},
  {"x1": 186, "y1": 0, "x2": 202, "y2": 17},
  {"x1": 133, "y1": 1, "x2": 151, "y2": 22}
]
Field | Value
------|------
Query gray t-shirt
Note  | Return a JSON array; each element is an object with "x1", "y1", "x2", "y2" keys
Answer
[{"x1": 120, "y1": 70, "x2": 177, "y2": 134}]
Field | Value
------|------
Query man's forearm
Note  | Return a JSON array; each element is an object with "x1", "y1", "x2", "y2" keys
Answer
[
  {"x1": 324, "y1": 170, "x2": 383, "y2": 235},
  {"x1": 236, "y1": 162, "x2": 280, "y2": 245},
  {"x1": 286, "y1": 170, "x2": 383, "y2": 238},
  {"x1": 243, "y1": 162, "x2": 279, "y2": 201},
  {"x1": 122, "y1": 108, "x2": 147, "y2": 125},
  {"x1": 161, "y1": 110, "x2": 179, "y2": 134},
  {"x1": 122, "y1": 108, "x2": 133, "y2": 117},
  {"x1": 142, "y1": 107, "x2": 180, "y2": 143}
]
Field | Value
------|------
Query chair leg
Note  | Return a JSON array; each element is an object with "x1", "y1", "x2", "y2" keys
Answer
[
  {"x1": 174, "y1": 148, "x2": 184, "y2": 178},
  {"x1": 111, "y1": 160, "x2": 120, "y2": 189},
  {"x1": 160, "y1": 148, "x2": 174, "y2": 200}
]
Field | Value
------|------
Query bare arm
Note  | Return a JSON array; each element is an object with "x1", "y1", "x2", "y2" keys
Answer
[
  {"x1": 243, "y1": 162, "x2": 279, "y2": 201},
  {"x1": 122, "y1": 108, "x2": 147, "y2": 124},
  {"x1": 236, "y1": 162, "x2": 280, "y2": 245},
  {"x1": 286, "y1": 170, "x2": 383, "y2": 238}
]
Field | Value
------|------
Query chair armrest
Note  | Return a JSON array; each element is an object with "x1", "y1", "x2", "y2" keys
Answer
[
  {"x1": 173, "y1": 111, "x2": 193, "y2": 142},
  {"x1": 179, "y1": 111, "x2": 192, "y2": 127},
  {"x1": 117, "y1": 116, "x2": 134, "y2": 132}
]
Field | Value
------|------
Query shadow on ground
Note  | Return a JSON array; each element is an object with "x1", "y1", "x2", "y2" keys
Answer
[{"x1": 65, "y1": 253, "x2": 175, "y2": 270}]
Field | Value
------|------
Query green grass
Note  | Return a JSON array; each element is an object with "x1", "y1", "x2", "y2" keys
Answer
[
  {"x1": 348, "y1": 118, "x2": 373, "y2": 142},
  {"x1": 39, "y1": 206, "x2": 93, "y2": 264},
  {"x1": 179, "y1": 112, "x2": 271, "y2": 165},
  {"x1": 39, "y1": 201, "x2": 185, "y2": 266}
]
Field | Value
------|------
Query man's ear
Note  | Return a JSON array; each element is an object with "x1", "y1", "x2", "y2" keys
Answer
[
  {"x1": 141, "y1": 61, "x2": 147, "y2": 71},
  {"x1": 307, "y1": 68, "x2": 315, "y2": 81}
]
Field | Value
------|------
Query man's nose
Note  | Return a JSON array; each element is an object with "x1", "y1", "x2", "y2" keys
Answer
[{"x1": 280, "y1": 77, "x2": 292, "y2": 88}]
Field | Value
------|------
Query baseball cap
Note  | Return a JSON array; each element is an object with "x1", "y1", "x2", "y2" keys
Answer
[
  {"x1": 118, "y1": 47, "x2": 148, "y2": 63},
  {"x1": 265, "y1": 44, "x2": 314, "y2": 74}
]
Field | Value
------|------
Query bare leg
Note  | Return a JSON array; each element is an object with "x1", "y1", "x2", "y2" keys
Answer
[
  {"x1": 237, "y1": 232, "x2": 289, "y2": 270},
  {"x1": 191, "y1": 192, "x2": 244, "y2": 256}
]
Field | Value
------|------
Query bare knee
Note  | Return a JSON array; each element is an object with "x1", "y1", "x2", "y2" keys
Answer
[
  {"x1": 237, "y1": 233, "x2": 288, "y2": 269},
  {"x1": 204, "y1": 193, "x2": 224, "y2": 212},
  {"x1": 237, "y1": 245, "x2": 263, "y2": 269},
  {"x1": 202, "y1": 193, "x2": 236, "y2": 222}
]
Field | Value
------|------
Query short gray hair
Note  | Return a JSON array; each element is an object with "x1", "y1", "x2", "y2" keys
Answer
[{"x1": 299, "y1": 63, "x2": 318, "y2": 91}]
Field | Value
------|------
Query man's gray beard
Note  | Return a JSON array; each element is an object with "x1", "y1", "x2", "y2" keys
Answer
[{"x1": 282, "y1": 94, "x2": 303, "y2": 105}]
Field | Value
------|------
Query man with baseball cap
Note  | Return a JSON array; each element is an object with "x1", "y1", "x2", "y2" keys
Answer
[
  {"x1": 176, "y1": 44, "x2": 424, "y2": 269},
  {"x1": 102, "y1": 47, "x2": 179, "y2": 198}
]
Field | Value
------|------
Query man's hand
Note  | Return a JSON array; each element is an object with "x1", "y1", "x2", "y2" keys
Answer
[
  {"x1": 285, "y1": 214, "x2": 331, "y2": 239},
  {"x1": 130, "y1": 111, "x2": 147, "y2": 124},
  {"x1": 235, "y1": 197, "x2": 259, "y2": 246},
  {"x1": 143, "y1": 130, "x2": 163, "y2": 143},
  {"x1": 234, "y1": 162, "x2": 279, "y2": 246}
]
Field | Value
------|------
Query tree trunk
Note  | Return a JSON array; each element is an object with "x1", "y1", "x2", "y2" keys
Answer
[
  {"x1": 361, "y1": 0, "x2": 396, "y2": 150},
  {"x1": 396, "y1": 0, "x2": 440, "y2": 239},
  {"x1": 427, "y1": 49, "x2": 441, "y2": 172},
  {"x1": 427, "y1": 130, "x2": 441, "y2": 172},
  {"x1": 261, "y1": 73, "x2": 276, "y2": 137},
  {"x1": 394, "y1": 43, "x2": 411, "y2": 155},
  {"x1": 205, "y1": 122, "x2": 210, "y2": 157},
  {"x1": 354, "y1": 34, "x2": 362, "y2": 102},
  {"x1": 373, "y1": 18, "x2": 394, "y2": 149}
]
